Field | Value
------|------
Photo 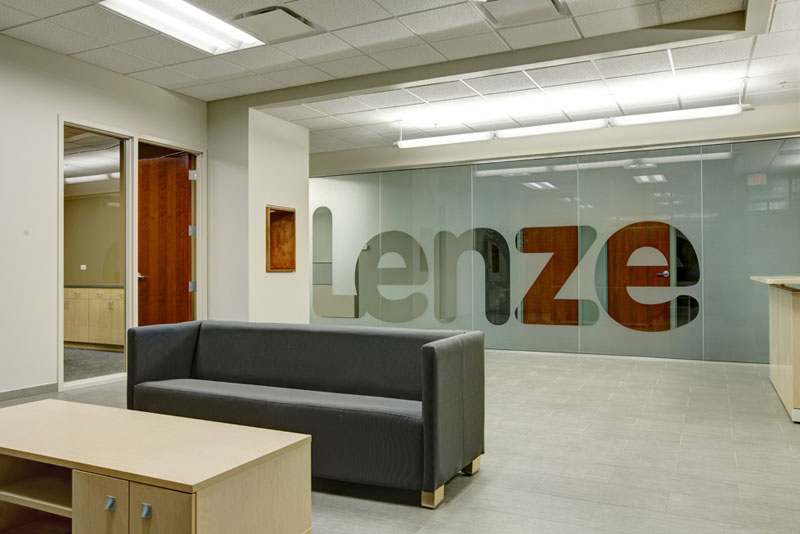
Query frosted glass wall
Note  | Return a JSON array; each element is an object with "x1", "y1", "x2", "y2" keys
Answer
[{"x1": 310, "y1": 138, "x2": 800, "y2": 363}]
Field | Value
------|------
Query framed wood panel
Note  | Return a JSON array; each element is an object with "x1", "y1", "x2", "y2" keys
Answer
[{"x1": 266, "y1": 206, "x2": 296, "y2": 272}]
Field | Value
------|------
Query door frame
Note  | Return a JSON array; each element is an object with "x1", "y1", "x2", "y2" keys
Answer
[{"x1": 57, "y1": 116, "x2": 208, "y2": 392}]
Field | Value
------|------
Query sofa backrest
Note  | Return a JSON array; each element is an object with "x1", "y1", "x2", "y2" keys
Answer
[{"x1": 191, "y1": 321, "x2": 463, "y2": 401}]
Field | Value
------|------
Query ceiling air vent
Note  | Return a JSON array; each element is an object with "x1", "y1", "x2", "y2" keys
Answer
[
  {"x1": 480, "y1": 0, "x2": 569, "y2": 27},
  {"x1": 234, "y1": 7, "x2": 317, "y2": 43}
]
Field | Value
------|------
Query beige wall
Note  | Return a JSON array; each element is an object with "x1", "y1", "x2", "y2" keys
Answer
[
  {"x1": 64, "y1": 194, "x2": 125, "y2": 286},
  {"x1": 0, "y1": 35, "x2": 206, "y2": 395}
]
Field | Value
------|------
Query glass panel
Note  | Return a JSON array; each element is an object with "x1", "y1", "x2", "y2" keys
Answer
[
  {"x1": 577, "y1": 147, "x2": 703, "y2": 359},
  {"x1": 473, "y1": 157, "x2": 580, "y2": 352},
  {"x1": 377, "y1": 166, "x2": 474, "y2": 330},
  {"x1": 310, "y1": 173, "x2": 380, "y2": 326},
  {"x1": 702, "y1": 139, "x2": 800, "y2": 362}
]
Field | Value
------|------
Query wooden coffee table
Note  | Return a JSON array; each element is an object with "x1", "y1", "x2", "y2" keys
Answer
[{"x1": 0, "y1": 399, "x2": 311, "y2": 533}]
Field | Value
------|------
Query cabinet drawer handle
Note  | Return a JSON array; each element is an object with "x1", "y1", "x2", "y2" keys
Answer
[
  {"x1": 141, "y1": 503, "x2": 152, "y2": 519},
  {"x1": 105, "y1": 495, "x2": 116, "y2": 511}
]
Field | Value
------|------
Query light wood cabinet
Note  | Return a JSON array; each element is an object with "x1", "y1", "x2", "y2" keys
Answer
[
  {"x1": 65, "y1": 287, "x2": 124, "y2": 347},
  {"x1": 0, "y1": 401, "x2": 312, "y2": 534}
]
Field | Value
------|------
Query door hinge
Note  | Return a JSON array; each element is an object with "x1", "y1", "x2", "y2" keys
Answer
[
  {"x1": 188, "y1": 225, "x2": 197, "y2": 237},
  {"x1": 188, "y1": 281, "x2": 197, "y2": 293},
  {"x1": 188, "y1": 170, "x2": 198, "y2": 181}
]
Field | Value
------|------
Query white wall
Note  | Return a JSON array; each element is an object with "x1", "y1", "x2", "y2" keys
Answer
[
  {"x1": 0, "y1": 35, "x2": 206, "y2": 395},
  {"x1": 248, "y1": 110, "x2": 310, "y2": 323}
]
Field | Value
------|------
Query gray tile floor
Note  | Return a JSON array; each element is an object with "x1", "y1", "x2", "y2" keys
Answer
[{"x1": 3, "y1": 350, "x2": 800, "y2": 533}]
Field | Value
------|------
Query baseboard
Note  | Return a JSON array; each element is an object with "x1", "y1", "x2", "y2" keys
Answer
[
  {"x1": 793, "y1": 409, "x2": 800, "y2": 423},
  {"x1": 0, "y1": 383, "x2": 58, "y2": 402},
  {"x1": 62, "y1": 373, "x2": 126, "y2": 391},
  {"x1": 65, "y1": 342, "x2": 124, "y2": 353}
]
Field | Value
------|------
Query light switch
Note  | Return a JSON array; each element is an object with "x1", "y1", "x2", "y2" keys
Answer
[{"x1": 80, "y1": 265, "x2": 87, "y2": 271}]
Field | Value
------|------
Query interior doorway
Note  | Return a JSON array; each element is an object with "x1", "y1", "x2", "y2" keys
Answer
[
  {"x1": 137, "y1": 142, "x2": 196, "y2": 326},
  {"x1": 62, "y1": 125, "x2": 126, "y2": 383}
]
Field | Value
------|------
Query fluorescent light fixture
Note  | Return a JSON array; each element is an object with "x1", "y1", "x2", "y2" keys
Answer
[
  {"x1": 395, "y1": 131, "x2": 494, "y2": 149},
  {"x1": 634, "y1": 174, "x2": 666, "y2": 184},
  {"x1": 65, "y1": 172, "x2": 120, "y2": 184},
  {"x1": 610, "y1": 104, "x2": 749, "y2": 127},
  {"x1": 495, "y1": 118, "x2": 608, "y2": 139},
  {"x1": 639, "y1": 152, "x2": 733, "y2": 165},
  {"x1": 523, "y1": 181, "x2": 558, "y2": 190},
  {"x1": 100, "y1": 0, "x2": 263, "y2": 54},
  {"x1": 474, "y1": 166, "x2": 550, "y2": 177}
]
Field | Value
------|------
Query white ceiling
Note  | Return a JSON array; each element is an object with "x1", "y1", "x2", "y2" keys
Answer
[{"x1": 1, "y1": 0, "x2": 752, "y2": 102}]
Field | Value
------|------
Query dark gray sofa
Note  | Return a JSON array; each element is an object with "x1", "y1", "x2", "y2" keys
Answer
[{"x1": 127, "y1": 320, "x2": 484, "y2": 507}]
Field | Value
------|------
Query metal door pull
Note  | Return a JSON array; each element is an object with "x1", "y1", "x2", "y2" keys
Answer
[
  {"x1": 141, "y1": 503, "x2": 152, "y2": 519},
  {"x1": 105, "y1": 496, "x2": 116, "y2": 511}
]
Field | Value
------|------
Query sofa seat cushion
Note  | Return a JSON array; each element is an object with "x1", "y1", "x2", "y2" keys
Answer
[{"x1": 133, "y1": 379, "x2": 424, "y2": 490}]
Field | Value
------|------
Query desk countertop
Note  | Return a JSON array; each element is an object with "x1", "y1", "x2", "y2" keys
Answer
[{"x1": 750, "y1": 276, "x2": 800, "y2": 285}]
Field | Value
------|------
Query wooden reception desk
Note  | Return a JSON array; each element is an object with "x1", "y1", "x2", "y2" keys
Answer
[{"x1": 751, "y1": 276, "x2": 800, "y2": 422}]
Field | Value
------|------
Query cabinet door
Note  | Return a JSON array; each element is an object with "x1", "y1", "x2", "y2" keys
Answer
[
  {"x1": 130, "y1": 482, "x2": 194, "y2": 534},
  {"x1": 73, "y1": 471, "x2": 129, "y2": 534},
  {"x1": 88, "y1": 300, "x2": 112, "y2": 344},
  {"x1": 110, "y1": 299, "x2": 125, "y2": 346},
  {"x1": 65, "y1": 298, "x2": 89, "y2": 342}
]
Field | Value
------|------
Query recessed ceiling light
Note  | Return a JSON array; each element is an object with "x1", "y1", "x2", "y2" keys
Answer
[
  {"x1": 634, "y1": 174, "x2": 666, "y2": 184},
  {"x1": 523, "y1": 181, "x2": 558, "y2": 190},
  {"x1": 64, "y1": 172, "x2": 121, "y2": 184},
  {"x1": 99, "y1": 0, "x2": 263, "y2": 55}
]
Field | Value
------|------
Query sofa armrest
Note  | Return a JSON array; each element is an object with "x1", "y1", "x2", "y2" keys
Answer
[
  {"x1": 127, "y1": 321, "x2": 201, "y2": 409},
  {"x1": 421, "y1": 331, "x2": 485, "y2": 492}
]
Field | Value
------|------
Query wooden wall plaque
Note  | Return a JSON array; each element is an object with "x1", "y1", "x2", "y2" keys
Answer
[{"x1": 266, "y1": 206, "x2": 296, "y2": 272}]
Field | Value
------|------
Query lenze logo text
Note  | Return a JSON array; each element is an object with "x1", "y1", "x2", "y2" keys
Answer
[{"x1": 313, "y1": 220, "x2": 700, "y2": 333}]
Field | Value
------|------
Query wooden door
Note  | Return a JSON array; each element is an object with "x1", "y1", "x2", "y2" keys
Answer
[
  {"x1": 73, "y1": 471, "x2": 129, "y2": 534},
  {"x1": 138, "y1": 155, "x2": 193, "y2": 327},
  {"x1": 129, "y1": 482, "x2": 194, "y2": 534},
  {"x1": 607, "y1": 221, "x2": 671, "y2": 332}
]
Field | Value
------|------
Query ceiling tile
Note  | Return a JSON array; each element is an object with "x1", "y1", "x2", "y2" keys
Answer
[
  {"x1": 605, "y1": 71, "x2": 678, "y2": 111},
  {"x1": 431, "y1": 96, "x2": 511, "y2": 124},
  {"x1": 748, "y1": 55, "x2": 800, "y2": 78},
  {"x1": 370, "y1": 43, "x2": 445, "y2": 69},
  {"x1": 0, "y1": 4, "x2": 35, "y2": 31},
  {"x1": 128, "y1": 67, "x2": 200, "y2": 89},
  {"x1": 3, "y1": 20, "x2": 104, "y2": 55},
  {"x1": 324, "y1": 126, "x2": 390, "y2": 144},
  {"x1": 670, "y1": 37, "x2": 753, "y2": 69},
  {"x1": 406, "y1": 81, "x2": 478, "y2": 102},
  {"x1": 177, "y1": 82, "x2": 244, "y2": 101},
  {"x1": 399, "y1": 3, "x2": 492, "y2": 42},
  {"x1": 71, "y1": 46, "x2": 161, "y2": 74},
  {"x1": 354, "y1": 89, "x2": 424, "y2": 108},
  {"x1": 416, "y1": 124, "x2": 474, "y2": 135},
  {"x1": 543, "y1": 80, "x2": 618, "y2": 115},
  {"x1": 116, "y1": 35, "x2": 209, "y2": 65},
  {"x1": 0, "y1": 0, "x2": 91, "y2": 18},
  {"x1": 373, "y1": 0, "x2": 463, "y2": 16},
  {"x1": 594, "y1": 50, "x2": 671, "y2": 78},
  {"x1": 187, "y1": 0, "x2": 284, "y2": 19},
  {"x1": 746, "y1": 74, "x2": 800, "y2": 95},
  {"x1": 294, "y1": 116, "x2": 354, "y2": 130},
  {"x1": 49, "y1": 6, "x2": 155, "y2": 45},
  {"x1": 499, "y1": 18, "x2": 580, "y2": 49},
  {"x1": 310, "y1": 138, "x2": 359, "y2": 153},
  {"x1": 771, "y1": 1, "x2": 800, "y2": 32},
  {"x1": 335, "y1": 109, "x2": 393, "y2": 125},
  {"x1": 315, "y1": 54, "x2": 388, "y2": 77},
  {"x1": 219, "y1": 46, "x2": 301, "y2": 72},
  {"x1": 464, "y1": 72, "x2": 537, "y2": 95},
  {"x1": 753, "y1": 29, "x2": 800, "y2": 58},
  {"x1": 264, "y1": 105, "x2": 325, "y2": 121},
  {"x1": 430, "y1": 31, "x2": 510, "y2": 60},
  {"x1": 362, "y1": 121, "x2": 422, "y2": 137},
  {"x1": 377, "y1": 102, "x2": 460, "y2": 129},
  {"x1": 660, "y1": 0, "x2": 744, "y2": 24},
  {"x1": 514, "y1": 113, "x2": 569, "y2": 126},
  {"x1": 171, "y1": 57, "x2": 247, "y2": 81},
  {"x1": 333, "y1": 19, "x2": 421, "y2": 53},
  {"x1": 288, "y1": 0, "x2": 390, "y2": 31},
  {"x1": 675, "y1": 61, "x2": 748, "y2": 101},
  {"x1": 564, "y1": 0, "x2": 652, "y2": 16},
  {"x1": 460, "y1": 118, "x2": 518, "y2": 130},
  {"x1": 484, "y1": 89, "x2": 564, "y2": 119},
  {"x1": 263, "y1": 65, "x2": 334, "y2": 86},
  {"x1": 575, "y1": 3, "x2": 659, "y2": 37},
  {"x1": 215, "y1": 75, "x2": 285, "y2": 94},
  {"x1": 306, "y1": 97, "x2": 373, "y2": 115},
  {"x1": 274, "y1": 33, "x2": 361, "y2": 63},
  {"x1": 526, "y1": 61, "x2": 599, "y2": 87}
]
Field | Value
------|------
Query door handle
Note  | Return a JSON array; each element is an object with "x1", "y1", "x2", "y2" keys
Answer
[
  {"x1": 656, "y1": 270, "x2": 670, "y2": 278},
  {"x1": 141, "y1": 503, "x2": 152, "y2": 519},
  {"x1": 105, "y1": 495, "x2": 116, "y2": 511},
  {"x1": 137, "y1": 273, "x2": 148, "y2": 280}
]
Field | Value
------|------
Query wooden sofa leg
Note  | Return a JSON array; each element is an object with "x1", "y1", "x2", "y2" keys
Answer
[
  {"x1": 421, "y1": 486, "x2": 444, "y2": 509},
  {"x1": 461, "y1": 455, "x2": 481, "y2": 475}
]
